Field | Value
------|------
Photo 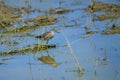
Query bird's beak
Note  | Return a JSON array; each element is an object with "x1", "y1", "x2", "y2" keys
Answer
[
  {"x1": 55, "y1": 30, "x2": 60, "y2": 33},
  {"x1": 54, "y1": 29, "x2": 60, "y2": 33}
]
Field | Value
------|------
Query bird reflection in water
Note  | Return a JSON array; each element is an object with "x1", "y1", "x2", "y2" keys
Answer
[{"x1": 37, "y1": 53, "x2": 57, "y2": 67}]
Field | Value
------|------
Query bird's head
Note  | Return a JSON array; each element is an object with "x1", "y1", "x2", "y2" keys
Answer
[{"x1": 51, "y1": 28, "x2": 59, "y2": 33}]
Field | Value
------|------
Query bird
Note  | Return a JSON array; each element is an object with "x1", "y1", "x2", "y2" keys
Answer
[{"x1": 36, "y1": 29, "x2": 57, "y2": 44}]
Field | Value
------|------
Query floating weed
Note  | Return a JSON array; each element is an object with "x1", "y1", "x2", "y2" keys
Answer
[
  {"x1": 98, "y1": 13, "x2": 120, "y2": 21},
  {"x1": 46, "y1": 7, "x2": 71, "y2": 15},
  {"x1": 86, "y1": 31, "x2": 97, "y2": 35},
  {"x1": 0, "y1": 3, "x2": 21, "y2": 29},
  {"x1": 3, "y1": 25, "x2": 37, "y2": 33},
  {"x1": 0, "y1": 44, "x2": 56, "y2": 56},
  {"x1": 86, "y1": 2, "x2": 120, "y2": 12},
  {"x1": 102, "y1": 24, "x2": 120, "y2": 34},
  {"x1": 3, "y1": 16, "x2": 58, "y2": 33},
  {"x1": 25, "y1": 15, "x2": 58, "y2": 25},
  {"x1": 0, "y1": 2, "x2": 58, "y2": 33},
  {"x1": 85, "y1": 2, "x2": 120, "y2": 21}
]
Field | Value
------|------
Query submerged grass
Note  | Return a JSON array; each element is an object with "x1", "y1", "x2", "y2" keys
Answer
[
  {"x1": 85, "y1": 1, "x2": 120, "y2": 21},
  {"x1": 0, "y1": 44, "x2": 56, "y2": 56},
  {"x1": 46, "y1": 7, "x2": 71, "y2": 15},
  {"x1": 25, "y1": 16, "x2": 58, "y2": 25},
  {"x1": 0, "y1": 2, "x2": 22, "y2": 29},
  {"x1": 102, "y1": 24, "x2": 120, "y2": 34},
  {"x1": 88, "y1": 2, "x2": 120, "y2": 12},
  {"x1": 98, "y1": 13, "x2": 120, "y2": 21},
  {"x1": 2, "y1": 15, "x2": 58, "y2": 33},
  {"x1": 3, "y1": 25, "x2": 38, "y2": 33}
]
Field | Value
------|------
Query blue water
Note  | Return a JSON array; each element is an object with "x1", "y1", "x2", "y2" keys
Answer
[{"x1": 0, "y1": 0, "x2": 120, "y2": 80}]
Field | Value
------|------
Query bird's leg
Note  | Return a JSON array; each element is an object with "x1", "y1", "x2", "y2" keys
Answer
[
  {"x1": 46, "y1": 50, "x2": 50, "y2": 55},
  {"x1": 40, "y1": 40, "x2": 43, "y2": 44},
  {"x1": 46, "y1": 40, "x2": 49, "y2": 44}
]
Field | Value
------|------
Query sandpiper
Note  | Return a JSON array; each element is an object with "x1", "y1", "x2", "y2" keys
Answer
[{"x1": 36, "y1": 29, "x2": 57, "y2": 44}]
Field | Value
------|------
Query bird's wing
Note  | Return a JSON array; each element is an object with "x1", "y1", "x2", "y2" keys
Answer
[{"x1": 41, "y1": 32, "x2": 50, "y2": 38}]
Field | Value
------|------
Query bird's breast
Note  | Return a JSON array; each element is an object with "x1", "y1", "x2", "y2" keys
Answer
[{"x1": 51, "y1": 31, "x2": 54, "y2": 35}]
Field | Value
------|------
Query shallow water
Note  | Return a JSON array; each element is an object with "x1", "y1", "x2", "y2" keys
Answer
[{"x1": 0, "y1": 0, "x2": 120, "y2": 80}]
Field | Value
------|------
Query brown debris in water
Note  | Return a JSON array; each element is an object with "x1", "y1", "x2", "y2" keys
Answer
[
  {"x1": 46, "y1": 7, "x2": 71, "y2": 15},
  {"x1": 88, "y1": 2, "x2": 120, "y2": 12},
  {"x1": 25, "y1": 16, "x2": 58, "y2": 25},
  {"x1": 98, "y1": 13, "x2": 120, "y2": 21},
  {"x1": 0, "y1": 2, "x2": 21, "y2": 28},
  {"x1": 0, "y1": 2, "x2": 17, "y2": 14},
  {"x1": 0, "y1": 2, "x2": 41, "y2": 29},
  {"x1": 84, "y1": 26, "x2": 97, "y2": 35},
  {"x1": 3, "y1": 16, "x2": 58, "y2": 33},
  {"x1": 102, "y1": 24, "x2": 120, "y2": 35},
  {"x1": 86, "y1": 2, "x2": 120, "y2": 21},
  {"x1": 0, "y1": 44, "x2": 56, "y2": 56},
  {"x1": 3, "y1": 25, "x2": 37, "y2": 33}
]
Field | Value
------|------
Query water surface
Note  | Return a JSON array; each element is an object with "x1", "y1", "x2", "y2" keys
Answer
[{"x1": 0, "y1": 0, "x2": 120, "y2": 80}]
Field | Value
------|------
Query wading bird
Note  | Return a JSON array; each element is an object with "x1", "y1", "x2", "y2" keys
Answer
[{"x1": 36, "y1": 29, "x2": 57, "y2": 44}]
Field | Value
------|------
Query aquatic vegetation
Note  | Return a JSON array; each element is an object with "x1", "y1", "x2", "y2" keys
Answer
[
  {"x1": 84, "y1": 26, "x2": 97, "y2": 35},
  {"x1": 37, "y1": 55, "x2": 57, "y2": 67},
  {"x1": 61, "y1": 31, "x2": 84, "y2": 73},
  {"x1": 0, "y1": 2, "x2": 21, "y2": 28},
  {"x1": 25, "y1": 15, "x2": 58, "y2": 25},
  {"x1": 0, "y1": 44, "x2": 56, "y2": 56},
  {"x1": 102, "y1": 24, "x2": 120, "y2": 34},
  {"x1": 88, "y1": 2, "x2": 120, "y2": 12},
  {"x1": 3, "y1": 16, "x2": 57, "y2": 33},
  {"x1": 46, "y1": 7, "x2": 71, "y2": 15},
  {"x1": 0, "y1": 2, "x2": 17, "y2": 14},
  {"x1": 2, "y1": 15, "x2": 58, "y2": 33},
  {"x1": 0, "y1": 13, "x2": 20, "y2": 29},
  {"x1": 98, "y1": 13, "x2": 120, "y2": 21},
  {"x1": 86, "y1": 2, "x2": 120, "y2": 21},
  {"x1": 3, "y1": 25, "x2": 37, "y2": 33},
  {"x1": 84, "y1": 2, "x2": 120, "y2": 35},
  {"x1": 0, "y1": 0, "x2": 120, "y2": 80},
  {"x1": 0, "y1": 2, "x2": 56, "y2": 31},
  {"x1": 86, "y1": 31, "x2": 97, "y2": 35}
]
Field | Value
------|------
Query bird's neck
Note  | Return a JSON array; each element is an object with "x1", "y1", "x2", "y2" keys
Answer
[{"x1": 51, "y1": 31, "x2": 54, "y2": 35}]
